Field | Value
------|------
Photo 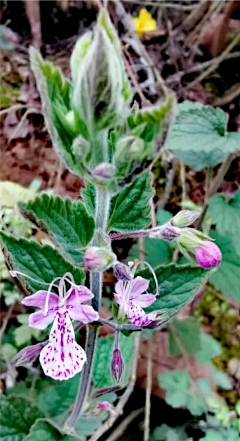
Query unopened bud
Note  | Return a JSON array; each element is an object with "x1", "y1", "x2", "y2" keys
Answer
[
  {"x1": 195, "y1": 241, "x2": 222, "y2": 269},
  {"x1": 171, "y1": 210, "x2": 199, "y2": 228},
  {"x1": 111, "y1": 348, "x2": 124, "y2": 383},
  {"x1": 84, "y1": 246, "x2": 116, "y2": 271},
  {"x1": 92, "y1": 163, "x2": 116, "y2": 183},
  {"x1": 12, "y1": 342, "x2": 46, "y2": 366},
  {"x1": 114, "y1": 262, "x2": 132, "y2": 281},
  {"x1": 95, "y1": 401, "x2": 118, "y2": 416}
]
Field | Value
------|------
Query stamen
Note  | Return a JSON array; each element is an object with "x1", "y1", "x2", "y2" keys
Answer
[
  {"x1": 44, "y1": 276, "x2": 63, "y2": 316},
  {"x1": 10, "y1": 270, "x2": 60, "y2": 289},
  {"x1": 131, "y1": 260, "x2": 159, "y2": 296}
]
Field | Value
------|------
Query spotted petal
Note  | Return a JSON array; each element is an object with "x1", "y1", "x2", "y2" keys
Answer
[
  {"x1": 22, "y1": 290, "x2": 58, "y2": 309},
  {"x1": 40, "y1": 309, "x2": 86, "y2": 381},
  {"x1": 126, "y1": 301, "x2": 157, "y2": 327},
  {"x1": 132, "y1": 311, "x2": 158, "y2": 327}
]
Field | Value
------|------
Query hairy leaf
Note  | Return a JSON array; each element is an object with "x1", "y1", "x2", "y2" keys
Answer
[
  {"x1": 21, "y1": 195, "x2": 94, "y2": 265},
  {"x1": 0, "y1": 395, "x2": 44, "y2": 441},
  {"x1": 108, "y1": 172, "x2": 154, "y2": 231},
  {"x1": 81, "y1": 182, "x2": 95, "y2": 217},
  {"x1": 24, "y1": 420, "x2": 81, "y2": 441},
  {"x1": 139, "y1": 263, "x2": 211, "y2": 317},
  {"x1": 165, "y1": 101, "x2": 240, "y2": 171},
  {"x1": 208, "y1": 190, "x2": 240, "y2": 257},
  {"x1": 0, "y1": 232, "x2": 85, "y2": 292},
  {"x1": 210, "y1": 232, "x2": 240, "y2": 301}
]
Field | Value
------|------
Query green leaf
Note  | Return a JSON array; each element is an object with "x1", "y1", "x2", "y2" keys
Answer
[
  {"x1": 0, "y1": 232, "x2": 85, "y2": 292},
  {"x1": 81, "y1": 182, "x2": 95, "y2": 217},
  {"x1": 93, "y1": 333, "x2": 134, "y2": 389},
  {"x1": 139, "y1": 263, "x2": 211, "y2": 318},
  {"x1": 165, "y1": 101, "x2": 240, "y2": 171},
  {"x1": 24, "y1": 420, "x2": 81, "y2": 441},
  {"x1": 129, "y1": 237, "x2": 172, "y2": 267},
  {"x1": 30, "y1": 48, "x2": 86, "y2": 176},
  {"x1": 21, "y1": 195, "x2": 94, "y2": 265},
  {"x1": 158, "y1": 370, "x2": 190, "y2": 407},
  {"x1": 38, "y1": 374, "x2": 80, "y2": 417},
  {"x1": 0, "y1": 395, "x2": 44, "y2": 441},
  {"x1": 14, "y1": 325, "x2": 34, "y2": 347},
  {"x1": 197, "y1": 378, "x2": 212, "y2": 396},
  {"x1": 108, "y1": 172, "x2": 154, "y2": 232},
  {"x1": 187, "y1": 394, "x2": 208, "y2": 416},
  {"x1": 199, "y1": 431, "x2": 223, "y2": 441},
  {"x1": 210, "y1": 232, "x2": 240, "y2": 301},
  {"x1": 196, "y1": 332, "x2": 222, "y2": 364},
  {"x1": 169, "y1": 318, "x2": 201, "y2": 355},
  {"x1": 210, "y1": 364, "x2": 232, "y2": 390},
  {"x1": 208, "y1": 191, "x2": 240, "y2": 257}
]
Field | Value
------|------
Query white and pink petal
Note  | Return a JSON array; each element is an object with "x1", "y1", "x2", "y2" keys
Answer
[
  {"x1": 133, "y1": 293, "x2": 156, "y2": 308},
  {"x1": 22, "y1": 290, "x2": 58, "y2": 309},
  {"x1": 129, "y1": 277, "x2": 149, "y2": 299},
  {"x1": 28, "y1": 310, "x2": 56, "y2": 330},
  {"x1": 68, "y1": 304, "x2": 99, "y2": 323}
]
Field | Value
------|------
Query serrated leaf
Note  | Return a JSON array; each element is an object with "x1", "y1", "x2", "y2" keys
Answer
[
  {"x1": 81, "y1": 182, "x2": 95, "y2": 217},
  {"x1": 169, "y1": 318, "x2": 201, "y2": 355},
  {"x1": 208, "y1": 191, "x2": 240, "y2": 257},
  {"x1": 187, "y1": 394, "x2": 208, "y2": 416},
  {"x1": 0, "y1": 395, "x2": 44, "y2": 441},
  {"x1": 0, "y1": 232, "x2": 85, "y2": 292},
  {"x1": 159, "y1": 370, "x2": 190, "y2": 407},
  {"x1": 210, "y1": 232, "x2": 240, "y2": 300},
  {"x1": 23, "y1": 420, "x2": 81, "y2": 441},
  {"x1": 139, "y1": 263, "x2": 211, "y2": 318},
  {"x1": 21, "y1": 195, "x2": 94, "y2": 265},
  {"x1": 108, "y1": 172, "x2": 154, "y2": 231},
  {"x1": 14, "y1": 325, "x2": 33, "y2": 347},
  {"x1": 93, "y1": 333, "x2": 134, "y2": 389},
  {"x1": 30, "y1": 48, "x2": 86, "y2": 176},
  {"x1": 165, "y1": 101, "x2": 240, "y2": 171},
  {"x1": 196, "y1": 332, "x2": 222, "y2": 364}
]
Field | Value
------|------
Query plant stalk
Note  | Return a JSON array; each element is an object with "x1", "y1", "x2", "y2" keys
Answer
[{"x1": 66, "y1": 186, "x2": 110, "y2": 430}]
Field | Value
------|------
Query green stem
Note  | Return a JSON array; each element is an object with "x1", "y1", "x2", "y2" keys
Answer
[{"x1": 66, "y1": 186, "x2": 110, "y2": 431}]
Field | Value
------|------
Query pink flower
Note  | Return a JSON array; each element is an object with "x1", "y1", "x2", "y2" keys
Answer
[
  {"x1": 114, "y1": 276, "x2": 157, "y2": 327},
  {"x1": 195, "y1": 241, "x2": 222, "y2": 269},
  {"x1": 20, "y1": 273, "x2": 99, "y2": 381}
]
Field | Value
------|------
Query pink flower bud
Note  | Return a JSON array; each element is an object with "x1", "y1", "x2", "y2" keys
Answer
[
  {"x1": 195, "y1": 241, "x2": 222, "y2": 269},
  {"x1": 96, "y1": 401, "x2": 112, "y2": 411},
  {"x1": 92, "y1": 163, "x2": 116, "y2": 181},
  {"x1": 111, "y1": 349, "x2": 124, "y2": 383},
  {"x1": 84, "y1": 246, "x2": 116, "y2": 272},
  {"x1": 114, "y1": 262, "x2": 132, "y2": 281},
  {"x1": 12, "y1": 342, "x2": 47, "y2": 366}
]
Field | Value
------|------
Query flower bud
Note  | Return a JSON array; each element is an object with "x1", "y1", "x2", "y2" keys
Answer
[
  {"x1": 111, "y1": 348, "x2": 124, "y2": 383},
  {"x1": 195, "y1": 241, "x2": 222, "y2": 269},
  {"x1": 92, "y1": 163, "x2": 116, "y2": 183},
  {"x1": 114, "y1": 262, "x2": 132, "y2": 281},
  {"x1": 12, "y1": 342, "x2": 47, "y2": 367},
  {"x1": 95, "y1": 401, "x2": 112, "y2": 411},
  {"x1": 171, "y1": 210, "x2": 199, "y2": 228},
  {"x1": 84, "y1": 246, "x2": 116, "y2": 272}
]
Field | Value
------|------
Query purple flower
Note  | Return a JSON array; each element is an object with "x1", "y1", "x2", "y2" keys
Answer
[
  {"x1": 20, "y1": 273, "x2": 99, "y2": 381},
  {"x1": 111, "y1": 348, "x2": 124, "y2": 383},
  {"x1": 12, "y1": 342, "x2": 47, "y2": 366},
  {"x1": 114, "y1": 276, "x2": 157, "y2": 327},
  {"x1": 195, "y1": 241, "x2": 222, "y2": 269}
]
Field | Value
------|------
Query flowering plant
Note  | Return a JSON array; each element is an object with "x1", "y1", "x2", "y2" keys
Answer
[{"x1": 1, "y1": 9, "x2": 231, "y2": 441}]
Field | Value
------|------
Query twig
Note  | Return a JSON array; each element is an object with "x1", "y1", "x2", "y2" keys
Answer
[
  {"x1": 89, "y1": 333, "x2": 141, "y2": 441},
  {"x1": 213, "y1": 83, "x2": 240, "y2": 107},
  {"x1": 158, "y1": 157, "x2": 176, "y2": 209},
  {"x1": 143, "y1": 338, "x2": 152, "y2": 441},
  {"x1": 180, "y1": 161, "x2": 186, "y2": 202},
  {"x1": 105, "y1": 408, "x2": 144, "y2": 441},
  {"x1": 197, "y1": 152, "x2": 238, "y2": 229},
  {"x1": 123, "y1": 52, "x2": 150, "y2": 107},
  {"x1": 0, "y1": 104, "x2": 26, "y2": 117},
  {"x1": 169, "y1": 322, "x2": 196, "y2": 381},
  {"x1": 186, "y1": 29, "x2": 240, "y2": 90},
  {"x1": 0, "y1": 304, "x2": 15, "y2": 345}
]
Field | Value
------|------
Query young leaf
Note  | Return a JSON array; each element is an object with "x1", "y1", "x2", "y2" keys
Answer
[
  {"x1": 158, "y1": 370, "x2": 190, "y2": 408},
  {"x1": 196, "y1": 332, "x2": 222, "y2": 364},
  {"x1": 0, "y1": 395, "x2": 44, "y2": 441},
  {"x1": 24, "y1": 420, "x2": 81, "y2": 441},
  {"x1": 210, "y1": 232, "x2": 240, "y2": 301},
  {"x1": 165, "y1": 101, "x2": 240, "y2": 171},
  {"x1": 21, "y1": 195, "x2": 94, "y2": 265},
  {"x1": 93, "y1": 333, "x2": 134, "y2": 389},
  {"x1": 108, "y1": 172, "x2": 154, "y2": 232},
  {"x1": 30, "y1": 48, "x2": 87, "y2": 176},
  {"x1": 0, "y1": 232, "x2": 85, "y2": 292},
  {"x1": 139, "y1": 263, "x2": 211, "y2": 318},
  {"x1": 210, "y1": 364, "x2": 232, "y2": 390},
  {"x1": 169, "y1": 318, "x2": 201, "y2": 356},
  {"x1": 81, "y1": 182, "x2": 95, "y2": 218},
  {"x1": 208, "y1": 190, "x2": 240, "y2": 257}
]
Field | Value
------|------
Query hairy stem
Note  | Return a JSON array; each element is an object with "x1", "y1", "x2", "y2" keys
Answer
[{"x1": 66, "y1": 186, "x2": 110, "y2": 430}]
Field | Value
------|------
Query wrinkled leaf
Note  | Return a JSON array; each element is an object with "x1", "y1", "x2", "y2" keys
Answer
[{"x1": 24, "y1": 420, "x2": 81, "y2": 441}]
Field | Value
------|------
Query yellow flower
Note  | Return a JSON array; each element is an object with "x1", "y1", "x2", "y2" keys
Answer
[{"x1": 132, "y1": 8, "x2": 157, "y2": 37}]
